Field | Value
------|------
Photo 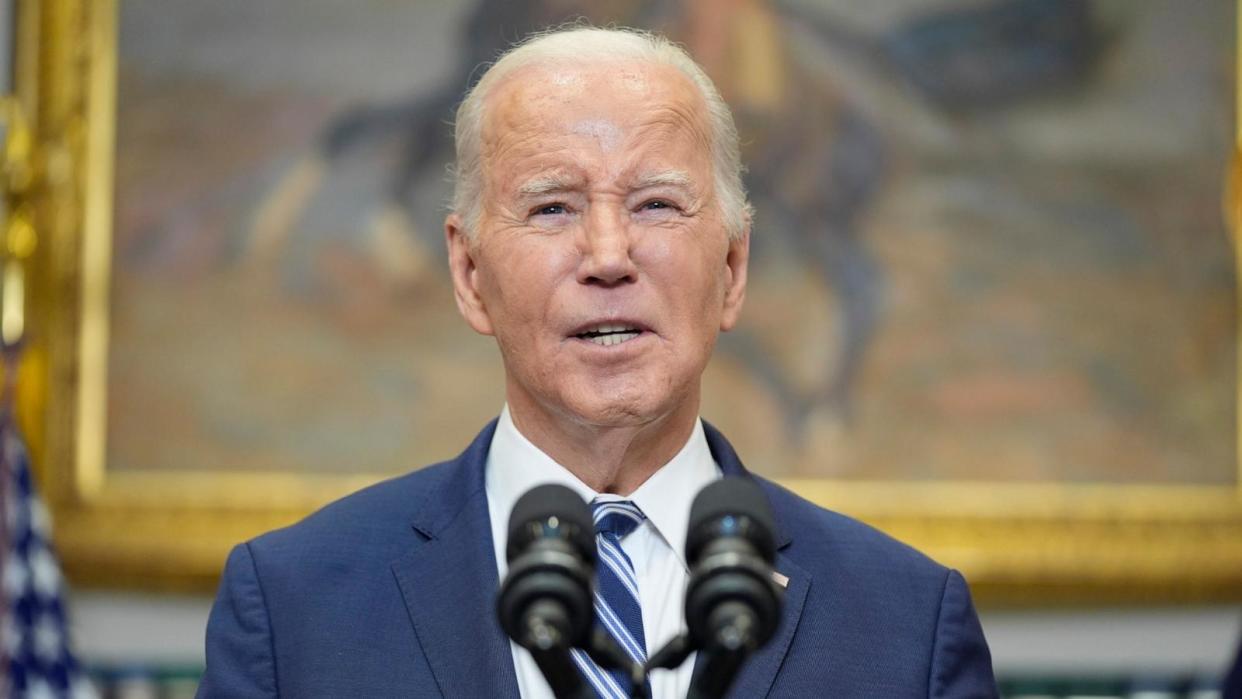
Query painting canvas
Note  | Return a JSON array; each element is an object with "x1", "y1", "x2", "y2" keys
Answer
[{"x1": 106, "y1": 0, "x2": 1235, "y2": 489}]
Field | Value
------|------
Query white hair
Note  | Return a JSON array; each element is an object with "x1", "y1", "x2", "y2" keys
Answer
[{"x1": 450, "y1": 26, "x2": 752, "y2": 240}]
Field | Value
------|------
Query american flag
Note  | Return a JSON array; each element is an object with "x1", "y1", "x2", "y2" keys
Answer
[{"x1": 0, "y1": 407, "x2": 96, "y2": 699}]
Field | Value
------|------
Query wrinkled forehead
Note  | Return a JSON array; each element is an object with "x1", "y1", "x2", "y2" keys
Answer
[{"x1": 480, "y1": 59, "x2": 712, "y2": 159}]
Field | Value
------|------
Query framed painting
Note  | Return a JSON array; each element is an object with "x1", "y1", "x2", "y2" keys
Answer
[{"x1": 15, "y1": 0, "x2": 1242, "y2": 601}]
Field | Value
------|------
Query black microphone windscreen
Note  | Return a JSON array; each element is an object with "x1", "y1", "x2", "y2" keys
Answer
[
  {"x1": 506, "y1": 483, "x2": 595, "y2": 563},
  {"x1": 686, "y1": 477, "x2": 776, "y2": 561}
]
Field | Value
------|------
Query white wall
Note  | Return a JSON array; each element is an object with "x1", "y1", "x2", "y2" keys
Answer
[{"x1": 983, "y1": 607, "x2": 1241, "y2": 676}]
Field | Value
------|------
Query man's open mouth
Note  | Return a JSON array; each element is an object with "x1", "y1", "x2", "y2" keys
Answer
[{"x1": 573, "y1": 323, "x2": 643, "y2": 347}]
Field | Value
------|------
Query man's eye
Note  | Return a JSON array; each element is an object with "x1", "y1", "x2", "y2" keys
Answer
[
  {"x1": 534, "y1": 204, "x2": 567, "y2": 216},
  {"x1": 640, "y1": 200, "x2": 673, "y2": 211}
]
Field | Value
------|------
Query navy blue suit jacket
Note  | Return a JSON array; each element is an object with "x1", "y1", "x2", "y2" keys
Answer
[{"x1": 198, "y1": 421, "x2": 997, "y2": 697}]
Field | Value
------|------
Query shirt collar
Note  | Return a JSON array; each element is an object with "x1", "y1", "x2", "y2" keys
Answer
[
  {"x1": 485, "y1": 405, "x2": 599, "y2": 521},
  {"x1": 484, "y1": 405, "x2": 720, "y2": 570},
  {"x1": 625, "y1": 418, "x2": 718, "y2": 570}
]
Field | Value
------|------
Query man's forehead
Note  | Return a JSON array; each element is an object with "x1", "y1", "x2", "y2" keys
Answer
[
  {"x1": 570, "y1": 119, "x2": 623, "y2": 150},
  {"x1": 483, "y1": 59, "x2": 706, "y2": 141},
  {"x1": 533, "y1": 61, "x2": 655, "y2": 95},
  {"x1": 492, "y1": 58, "x2": 671, "y2": 102}
]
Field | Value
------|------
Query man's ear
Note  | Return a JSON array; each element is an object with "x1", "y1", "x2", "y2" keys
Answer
[
  {"x1": 720, "y1": 225, "x2": 750, "y2": 332},
  {"x1": 445, "y1": 214, "x2": 495, "y2": 336}
]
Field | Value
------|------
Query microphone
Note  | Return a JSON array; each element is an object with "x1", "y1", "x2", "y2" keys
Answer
[
  {"x1": 496, "y1": 484, "x2": 646, "y2": 699},
  {"x1": 647, "y1": 477, "x2": 783, "y2": 699},
  {"x1": 497, "y1": 484, "x2": 596, "y2": 699}
]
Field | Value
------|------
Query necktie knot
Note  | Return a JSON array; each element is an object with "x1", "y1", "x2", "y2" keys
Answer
[{"x1": 590, "y1": 499, "x2": 645, "y2": 540}]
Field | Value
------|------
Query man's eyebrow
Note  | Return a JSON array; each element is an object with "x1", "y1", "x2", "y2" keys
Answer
[
  {"x1": 517, "y1": 174, "x2": 583, "y2": 197},
  {"x1": 630, "y1": 170, "x2": 693, "y2": 189},
  {"x1": 515, "y1": 170, "x2": 694, "y2": 197}
]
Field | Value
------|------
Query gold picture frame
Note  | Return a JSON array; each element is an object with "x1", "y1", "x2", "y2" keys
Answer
[{"x1": 15, "y1": 0, "x2": 1242, "y2": 602}]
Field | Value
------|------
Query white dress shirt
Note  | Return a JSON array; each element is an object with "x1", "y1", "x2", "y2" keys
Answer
[{"x1": 486, "y1": 405, "x2": 721, "y2": 699}]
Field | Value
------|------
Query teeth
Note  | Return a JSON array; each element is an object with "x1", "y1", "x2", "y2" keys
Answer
[
  {"x1": 592, "y1": 324, "x2": 636, "y2": 334},
  {"x1": 587, "y1": 331, "x2": 640, "y2": 346},
  {"x1": 575, "y1": 322, "x2": 642, "y2": 346}
]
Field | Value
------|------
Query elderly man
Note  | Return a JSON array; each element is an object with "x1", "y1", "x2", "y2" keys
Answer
[{"x1": 198, "y1": 27, "x2": 996, "y2": 699}]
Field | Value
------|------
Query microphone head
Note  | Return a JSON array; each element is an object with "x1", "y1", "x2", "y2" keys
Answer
[
  {"x1": 685, "y1": 477, "x2": 776, "y2": 564},
  {"x1": 506, "y1": 483, "x2": 595, "y2": 563}
]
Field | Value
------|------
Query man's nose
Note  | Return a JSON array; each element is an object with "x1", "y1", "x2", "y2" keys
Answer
[{"x1": 576, "y1": 205, "x2": 638, "y2": 286}]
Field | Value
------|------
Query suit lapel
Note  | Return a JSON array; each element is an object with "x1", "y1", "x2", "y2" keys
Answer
[
  {"x1": 723, "y1": 552, "x2": 809, "y2": 698},
  {"x1": 391, "y1": 421, "x2": 522, "y2": 699},
  {"x1": 701, "y1": 422, "x2": 811, "y2": 699}
]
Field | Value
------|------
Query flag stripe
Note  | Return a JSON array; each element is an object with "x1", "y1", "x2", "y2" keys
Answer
[{"x1": 0, "y1": 407, "x2": 96, "y2": 698}]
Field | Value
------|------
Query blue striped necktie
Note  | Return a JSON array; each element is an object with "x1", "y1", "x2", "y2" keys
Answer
[{"x1": 571, "y1": 498, "x2": 652, "y2": 699}]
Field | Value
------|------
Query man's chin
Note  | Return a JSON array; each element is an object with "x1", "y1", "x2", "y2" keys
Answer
[
  {"x1": 509, "y1": 375, "x2": 698, "y2": 433},
  {"x1": 556, "y1": 390, "x2": 696, "y2": 432},
  {"x1": 563, "y1": 401, "x2": 660, "y2": 429}
]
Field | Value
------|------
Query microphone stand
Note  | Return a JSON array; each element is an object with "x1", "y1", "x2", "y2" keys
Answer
[
  {"x1": 685, "y1": 646, "x2": 746, "y2": 699},
  {"x1": 645, "y1": 604, "x2": 761, "y2": 699},
  {"x1": 584, "y1": 627, "x2": 650, "y2": 699},
  {"x1": 528, "y1": 623, "x2": 650, "y2": 699},
  {"x1": 528, "y1": 646, "x2": 595, "y2": 699},
  {"x1": 647, "y1": 633, "x2": 746, "y2": 699},
  {"x1": 645, "y1": 633, "x2": 693, "y2": 674},
  {"x1": 520, "y1": 610, "x2": 595, "y2": 699}
]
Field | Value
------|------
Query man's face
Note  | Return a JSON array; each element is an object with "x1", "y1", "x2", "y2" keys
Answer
[{"x1": 447, "y1": 60, "x2": 749, "y2": 431}]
